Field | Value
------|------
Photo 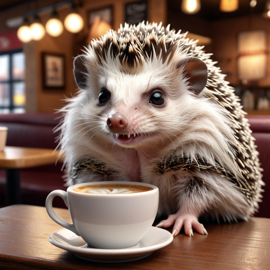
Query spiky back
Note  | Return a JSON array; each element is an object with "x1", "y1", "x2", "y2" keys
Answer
[
  {"x1": 204, "y1": 72, "x2": 263, "y2": 207},
  {"x1": 87, "y1": 22, "x2": 263, "y2": 210},
  {"x1": 90, "y1": 22, "x2": 203, "y2": 68}
]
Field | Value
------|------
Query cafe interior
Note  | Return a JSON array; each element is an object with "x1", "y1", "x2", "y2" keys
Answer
[
  {"x1": 0, "y1": 0, "x2": 269, "y2": 212},
  {"x1": 0, "y1": 0, "x2": 269, "y2": 206},
  {"x1": 0, "y1": 0, "x2": 270, "y2": 268}
]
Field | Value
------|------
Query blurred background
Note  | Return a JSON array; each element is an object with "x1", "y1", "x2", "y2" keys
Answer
[{"x1": 0, "y1": 0, "x2": 270, "y2": 115}]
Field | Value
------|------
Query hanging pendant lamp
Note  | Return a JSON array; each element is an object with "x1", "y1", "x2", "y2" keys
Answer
[
  {"x1": 30, "y1": 14, "x2": 45, "y2": 40},
  {"x1": 64, "y1": 2, "x2": 84, "y2": 33},
  {"x1": 17, "y1": 17, "x2": 32, "y2": 43},
  {"x1": 181, "y1": 0, "x2": 201, "y2": 14},
  {"x1": 220, "y1": 0, "x2": 239, "y2": 12},
  {"x1": 46, "y1": 9, "x2": 63, "y2": 37}
]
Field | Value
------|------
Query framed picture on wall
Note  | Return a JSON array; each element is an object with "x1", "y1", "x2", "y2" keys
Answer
[
  {"x1": 237, "y1": 30, "x2": 267, "y2": 82},
  {"x1": 88, "y1": 6, "x2": 113, "y2": 41},
  {"x1": 41, "y1": 52, "x2": 65, "y2": 89},
  {"x1": 125, "y1": 0, "x2": 147, "y2": 25}
]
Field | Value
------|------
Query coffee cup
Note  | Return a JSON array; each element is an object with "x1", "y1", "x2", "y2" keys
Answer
[
  {"x1": 0, "y1": 127, "x2": 8, "y2": 152},
  {"x1": 46, "y1": 181, "x2": 159, "y2": 249}
]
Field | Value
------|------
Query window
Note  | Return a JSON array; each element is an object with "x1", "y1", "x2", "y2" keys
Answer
[{"x1": 0, "y1": 49, "x2": 25, "y2": 113}]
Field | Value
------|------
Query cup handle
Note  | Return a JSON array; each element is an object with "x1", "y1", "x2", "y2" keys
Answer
[{"x1": 45, "y1": 190, "x2": 79, "y2": 235}]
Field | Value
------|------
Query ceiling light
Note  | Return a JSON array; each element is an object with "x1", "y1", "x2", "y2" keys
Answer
[
  {"x1": 220, "y1": 0, "x2": 239, "y2": 12},
  {"x1": 46, "y1": 9, "x2": 63, "y2": 37},
  {"x1": 17, "y1": 17, "x2": 32, "y2": 43},
  {"x1": 64, "y1": 3, "x2": 84, "y2": 33},
  {"x1": 181, "y1": 0, "x2": 201, "y2": 14},
  {"x1": 64, "y1": 13, "x2": 83, "y2": 33},
  {"x1": 250, "y1": 0, "x2": 257, "y2": 8},
  {"x1": 30, "y1": 14, "x2": 45, "y2": 40},
  {"x1": 263, "y1": 0, "x2": 270, "y2": 18}
]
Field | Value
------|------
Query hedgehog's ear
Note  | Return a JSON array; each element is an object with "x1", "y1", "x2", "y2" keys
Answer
[
  {"x1": 177, "y1": 58, "x2": 207, "y2": 95},
  {"x1": 73, "y1": 55, "x2": 88, "y2": 89}
]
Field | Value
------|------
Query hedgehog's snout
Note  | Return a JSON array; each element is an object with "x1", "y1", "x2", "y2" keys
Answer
[{"x1": 107, "y1": 112, "x2": 128, "y2": 133}]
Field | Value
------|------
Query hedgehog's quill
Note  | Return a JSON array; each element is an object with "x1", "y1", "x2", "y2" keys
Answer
[{"x1": 58, "y1": 22, "x2": 263, "y2": 237}]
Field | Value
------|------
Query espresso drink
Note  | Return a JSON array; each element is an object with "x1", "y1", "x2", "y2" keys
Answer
[{"x1": 73, "y1": 184, "x2": 153, "y2": 194}]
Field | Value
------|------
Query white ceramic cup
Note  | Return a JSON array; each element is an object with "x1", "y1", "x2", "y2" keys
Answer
[
  {"x1": 0, "y1": 127, "x2": 8, "y2": 151},
  {"x1": 46, "y1": 181, "x2": 159, "y2": 249}
]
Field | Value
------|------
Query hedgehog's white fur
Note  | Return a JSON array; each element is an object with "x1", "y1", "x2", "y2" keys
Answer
[{"x1": 58, "y1": 22, "x2": 261, "y2": 227}]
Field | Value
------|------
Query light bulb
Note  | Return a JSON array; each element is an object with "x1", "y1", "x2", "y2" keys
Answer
[
  {"x1": 64, "y1": 13, "x2": 84, "y2": 33},
  {"x1": 250, "y1": 0, "x2": 257, "y2": 8},
  {"x1": 17, "y1": 17, "x2": 32, "y2": 43},
  {"x1": 30, "y1": 22, "x2": 45, "y2": 40},
  {"x1": 17, "y1": 25, "x2": 32, "y2": 43},
  {"x1": 263, "y1": 0, "x2": 270, "y2": 18},
  {"x1": 181, "y1": 0, "x2": 201, "y2": 14},
  {"x1": 46, "y1": 18, "x2": 63, "y2": 37},
  {"x1": 220, "y1": 0, "x2": 239, "y2": 12}
]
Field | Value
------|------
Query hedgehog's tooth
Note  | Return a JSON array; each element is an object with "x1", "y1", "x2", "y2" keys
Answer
[
  {"x1": 134, "y1": 133, "x2": 136, "y2": 138},
  {"x1": 128, "y1": 133, "x2": 130, "y2": 138},
  {"x1": 116, "y1": 133, "x2": 119, "y2": 138}
]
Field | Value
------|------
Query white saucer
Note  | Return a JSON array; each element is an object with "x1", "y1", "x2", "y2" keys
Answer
[{"x1": 49, "y1": 226, "x2": 173, "y2": 263}]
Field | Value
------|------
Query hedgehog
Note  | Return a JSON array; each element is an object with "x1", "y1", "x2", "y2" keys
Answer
[{"x1": 58, "y1": 22, "x2": 263, "y2": 237}]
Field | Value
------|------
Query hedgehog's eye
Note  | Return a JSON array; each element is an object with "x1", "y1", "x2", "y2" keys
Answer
[
  {"x1": 149, "y1": 90, "x2": 165, "y2": 107},
  {"x1": 98, "y1": 88, "x2": 111, "y2": 105}
]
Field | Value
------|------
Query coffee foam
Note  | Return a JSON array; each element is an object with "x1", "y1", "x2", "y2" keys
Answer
[{"x1": 72, "y1": 184, "x2": 152, "y2": 194}]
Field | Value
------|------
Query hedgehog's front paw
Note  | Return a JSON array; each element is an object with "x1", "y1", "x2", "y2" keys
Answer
[{"x1": 156, "y1": 213, "x2": 208, "y2": 237}]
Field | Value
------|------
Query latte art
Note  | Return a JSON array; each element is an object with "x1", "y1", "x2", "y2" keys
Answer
[
  {"x1": 72, "y1": 184, "x2": 153, "y2": 194},
  {"x1": 87, "y1": 187, "x2": 140, "y2": 194}
]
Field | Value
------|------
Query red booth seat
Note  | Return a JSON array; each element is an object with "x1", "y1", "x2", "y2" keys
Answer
[
  {"x1": 0, "y1": 113, "x2": 269, "y2": 218},
  {"x1": 0, "y1": 113, "x2": 66, "y2": 208},
  {"x1": 246, "y1": 115, "x2": 270, "y2": 218}
]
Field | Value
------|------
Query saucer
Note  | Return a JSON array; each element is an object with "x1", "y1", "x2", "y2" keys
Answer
[{"x1": 49, "y1": 226, "x2": 173, "y2": 263}]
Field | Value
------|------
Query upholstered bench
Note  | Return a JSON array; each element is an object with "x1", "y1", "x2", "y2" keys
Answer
[
  {"x1": 0, "y1": 113, "x2": 269, "y2": 218},
  {"x1": 0, "y1": 113, "x2": 66, "y2": 207},
  {"x1": 246, "y1": 115, "x2": 270, "y2": 218}
]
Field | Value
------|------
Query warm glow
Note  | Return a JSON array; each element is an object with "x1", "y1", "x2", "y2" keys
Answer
[
  {"x1": 187, "y1": 0, "x2": 196, "y2": 12},
  {"x1": 64, "y1": 13, "x2": 84, "y2": 33},
  {"x1": 46, "y1": 18, "x2": 63, "y2": 37},
  {"x1": 238, "y1": 30, "x2": 266, "y2": 81},
  {"x1": 238, "y1": 55, "x2": 266, "y2": 81},
  {"x1": 30, "y1": 22, "x2": 45, "y2": 40},
  {"x1": 14, "y1": 94, "x2": 25, "y2": 105},
  {"x1": 88, "y1": 16, "x2": 111, "y2": 42},
  {"x1": 182, "y1": 0, "x2": 200, "y2": 14},
  {"x1": 250, "y1": 0, "x2": 257, "y2": 8},
  {"x1": 220, "y1": 0, "x2": 238, "y2": 12},
  {"x1": 262, "y1": 0, "x2": 270, "y2": 18},
  {"x1": 186, "y1": 33, "x2": 212, "y2": 46},
  {"x1": 17, "y1": 26, "x2": 32, "y2": 43}
]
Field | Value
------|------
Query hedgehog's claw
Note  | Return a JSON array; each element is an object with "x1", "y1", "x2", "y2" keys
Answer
[
  {"x1": 156, "y1": 211, "x2": 207, "y2": 237},
  {"x1": 172, "y1": 229, "x2": 178, "y2": 237},
  {"x1": 156, "y1": 222, "x2": 164, "y2": 228},
  {"x1": 188, "y1": 228, "x2": 193, "y2": 237}
]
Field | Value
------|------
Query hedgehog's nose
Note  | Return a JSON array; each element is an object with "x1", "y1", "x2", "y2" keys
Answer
[{"x1": 107, "y1": 112, "x2": 128, "y2": 133}]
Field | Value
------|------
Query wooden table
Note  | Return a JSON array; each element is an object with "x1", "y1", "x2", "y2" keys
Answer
[
  {"x1": 0, "y1": 205, "x2": 269, "y2": 270},
  {"x1": 0, "y1": 146, "x2": 60, "y2": 205}
]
